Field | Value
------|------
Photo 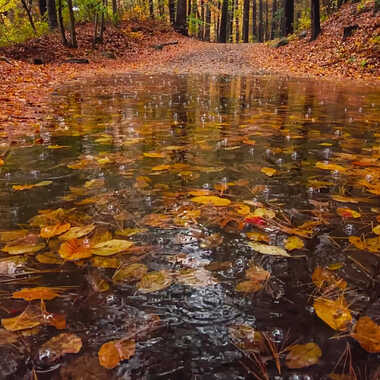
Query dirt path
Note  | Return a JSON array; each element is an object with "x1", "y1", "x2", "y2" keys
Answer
[{"x1": 139, "y1": 43, "x2": 268, "y2": 75}]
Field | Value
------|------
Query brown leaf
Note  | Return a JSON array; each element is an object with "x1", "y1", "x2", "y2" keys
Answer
[
  {"x1": 285, "y1": 342, "x2": 322, "y2": 369},
  {"x1": 98, "y1": 339, "x2": 135, "y2": 369}
]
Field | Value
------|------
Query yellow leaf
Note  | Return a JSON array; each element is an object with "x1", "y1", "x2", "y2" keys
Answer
[
  {"x1": 12, "y1": 181, "x2": 52, "y2": 191},
  {"x1": 349, "y1": 236, "x2": 366, "y2": 250},
  {"x1": 143, "y1": 152, "x2": 166, "y2": 158},
  {"x1": 248, "y1": 242, "x2": 290, "y2": 257},
  {"x1": 285, "y1": 236, "x2": 304, "y2": 251},
  {"x1": 92, "y1": 240, "x2": 133, "y2": 256},
  {"x1": 151, "y1": 164, "x2": 170, "y2": 171},
  {"x1": 115, "y1": 228, "x2": 147, "y2": 237},
  {"x1": 98, "y1": 339, "x2": 136, "y2": 369},
  {"x1": 253, "y1": 207, "x2": 276, "y2": 219},
  {"x1": 246, "y1": 231, "x2": 269, "y2": 243},
  {"x1": 2, "y1": 305, "x2": 41, "y2": 331},
  {"x1": 2, "y1": 242, "x2": 45, "y2": 255},
  {"x1": 0, "y1": 230, "x2": 29, "y2": 242},
  {"x1": 190, "y1": 195, "x2": 231, "y2": 206},
  {"x1": 351, "y1": 316, "x2": 380, "y2": 353},
  {"x1": 315, "y1": 162, "x2": 346, "y2": 172},
  {"x1": 12, "y1": 287, "x2": 59, "y2": 301},
  {"x1": 112, "y1": 263, "x2": 148, "y2": 284},
  {"x1": 312, "y1": 266, "x2": 347, "y2": 290},
  {"x1": 372, "y1": 225, "x2": 380, "y2": 235},
  {"x1": 285, "y1": 343, "x2": 322, "y2": 369},
  {"x1": 260, "y1": 167, "x2": 276, "y2": 176},
  {"x1": 59, "y1": 225, "x2": 95, "y2": 240},
  {"x1": 314, "y1": 297, "x2": 352, "y2": 331},
  {"x1": 332, "y1": 195, "x2": 359, "y2": 204},
  {"x1": 40, "y1": 223, "x2": 71, "y2": 239}
]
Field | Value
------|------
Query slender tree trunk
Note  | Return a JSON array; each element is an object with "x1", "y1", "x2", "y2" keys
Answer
[
  {"x1": 21, "y1": 0, "x2": 36, "y2": 33},
  {"x1": 67, "y1": 0, "x2": 77, "y2": 48},
  {"x1": 311, "y1": 0, "x2": 320, "y2": 40},
  {"x1": 283, "y1": 0, "x2": 294, "y2": 35},
  {"x1": 46, "y1": 0, "x2": 58, "y2": 29},
  {"x1": 217, "y1": 0, "x2": 221, "y2": 40},
  {"x1": 199, "y1": 0, "x2": 204, "y2": 39},
  {"x1": 149, "y1": 0, "x2": 154, "y2": 18},
  {"x1": 93, "y1": 13, "x2": 98, "y2": 47},
  {"x1": 243, "y1": 0, "x2": 250, "y2": 42},
  {"x1": 251, "y1": 0, "x2": 256, "y2": 40},
  {"x1": 229, "y1": 0, "x2": 234, "y2": 42},
  {"x1": 174, "y1": 0, "x2": 187, "y2": 35},
  {"x1": 270, "y1": 0, "x2": 277, "y2": 39},
  {"x1": 38, "y1": 0, "x2": 47, "y2": 16},
  {"x1": 205, "y1": 4, "x2": 211, "y2": 41},
  {"x1": 57, "y1": 0, "x2": 68, "y2": 46},
  {"x1": 112, "y1": 0, "x2": 118, "y2": 18},
  {"x1": 235, "y1": 0, "x2": 239, "y2": 42},
  {"x1": 219, "y1": 0, "x2": 229, "y2": 42},
  {"x1": 258, "y1": 0, "x2": 263, "y2": 41},
  {"x1": 168, "y1": 0, "x2": 175, "y2": 24},
  {"x1": 265, "y1": 0, "x2": 268, "y2": 40},
  {"x1": 99, "y1": 0, "x2": 105, "y2": 42}
]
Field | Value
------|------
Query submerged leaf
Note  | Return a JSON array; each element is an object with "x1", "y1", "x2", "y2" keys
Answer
[
  {"x1": 137, "y1": 271, "x2": 172, "y2": 293},
  {"x1": 98, "y1": 339, "x2": 135, "y2": 369},
  {"x1": 190, "y1": 195, "x2": 231, "y2": 206},
  {"x1": 112, "y1": 263, "x2": 148, "y2": 284},
  {"x1": 248, "y1": 242, "x2": 290, "y2": 257},
  {"x1": 285, "y1": 343, "x2": 322, "y2": 369},
  {"x1": 285, "y1": 236, "x2": 304, "y2": 251}
]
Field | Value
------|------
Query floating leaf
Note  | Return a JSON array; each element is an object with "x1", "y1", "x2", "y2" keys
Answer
[
  {"x1": 337, "y1": 208, "x2": 361, "y2": 218},
  {"x1": 152, "y1": 164, "x2": 170, "y2": 171},
  {"x1": 58, "y1": 239, "x2": 92, "y2": 261},
  {"x1": 190, "y1": 195, "x2": 231, "y2": 206},
  {"x1": 98, "y1": 339, "x2": 136, "y2": 369},
  {"x1": 252, "y1": 207, "x2": 276, "y2": 219},
  {"x1": 40, "y1": 223, "x2": 71, "y2": 239},
  {"x1": 0, "y1": 230, "x2": 29, "y2": 242},
  {"x1": 91, "y1": 256, "x2": 120, "y2": 268},
  {"x1": 2, "y1": 305, "x2": 41, "y2": 331},
  {"x1": 12, "y1": 287, "x2": 59, "y2": 301},
  {"x1": 332, "y1": 195, "x2": 359, "y2": 204},
  {"x1": 246, "y1": 231, "x2": 269, "y2": 243},
  {"x1": 92, "y1": 239, "x2": 134, "y2": 256},
  {"x1": 285, "y1": 236, "x2": 304, "y2": 251},
  {"x1": 248, "y1": 242, "x2": 290, "y2": 257},
  {"x1": 12, "y1": 181, "x2": 52, "y2": 191},
  {"x1": 315, "y1": 162, "x2": 346, "y2": 172},
  {"x1": 312, "y1": 266, "x2": 347, "y2": 290},
  {"x1": 260, "y1": 167, "x2": 276, "y2": 176},
  {"x1": 137, "y1": 271, "x2": 172, "y2": 293},
  {"x1": 39, "y1": 333, "x2": 82, "y2": 364},
  {"x1": 351, "y1": 316, "x2": 380, "y2": 353},
  {"x1": 372, "y1": 225, "x2": 380, "y2": 235},
  {"x1": 144, "y1": 152, "x2": 166, "y2": 158},
  {"x1": 2, "y1": 241, "x2": 45, "y2": 255},
  {"x1": 112, "y1": 263, "x2": 148, "y2": 284},
  {"x1": 36, "y1": 251, "x2": 64, "y2": 265},
  {"x1": 228, "y1": 325, "x2": 266, "y2": 353},
  {"x1": 245, "y1": 264, "x2": 270, "y2": 282},
  {"x1": 115, "y1": 228, "x2": 147, "y2": 237},
  {"x1": 314, "y1": 297, "x2": 352, "y2": 331},
  {"x1": 285, "y1": 343, "x2": 322, "y2": 369},
  {"x1": 59, "y1": 225, "x2": 95, "y2": 240}
]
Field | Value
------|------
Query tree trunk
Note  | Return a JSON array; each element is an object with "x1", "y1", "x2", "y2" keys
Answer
[
  {"x1": 159, "y1": 0, "x2": 165, "y2": 18},
  {"x1": 199, "y1": 0, "x2": 204, "y2": 39},
  {"x1": 283, "y1": 0, "x2": 294, "y2": 35},
  {"x1": 219, "y1": 0, "x2": 229, "y2": 42},
  {"x1": 67, "y1": 0, "x2": 77, "y2": 48},
  {"x1": 258, "y1": 0, "x2": 263, "y2": 42},
  {"x1": 243, "y1": 0, "x2": 250, "y2": 42},
  {"x1": 311, "y1": 0, "x2": 321, "y2": 40},
  {"x1": 174, "y1": 0, "x2": 187, "y2": 35},
  {"x1": 168, "y1": 0, "x2": 175, "y2": 24},
  {"x1": 251, "y1": 0, "x2": 256, "y2": 40},
  {"x1": 205, "y1": 4, "x2": 211, "y2": 41},
  {"x1": 57, "y1": 0, "x2": 68, "y2": 46},
  {"x1": 112, "y1": 0, "x2": 118, "y2": 18},
  {"x1": 270, "y1": 0, "x2": 277, "y2": 39},
  {"x1": 38, "y1": 0, "x2": 47, "y2": 16},
  {"x1": 149, "y1": 0, "x2": 154, "y2": 18},
  {"x1": 229, "y1": 0, "x2": 234, "y2": 42},
  {"x1": 235, "y1": 0, "x2": 240, "y2": 42},
  {"x1": 265, "y1": 0, "x2": 268, "y2": 40},
  {"x1": 46, "y1": 0, "x2": 58, "y2": 29}
]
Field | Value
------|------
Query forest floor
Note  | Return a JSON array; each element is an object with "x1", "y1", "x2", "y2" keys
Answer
[{"x1": 0, "y1": 1, "x2": 379, "y2": 139}]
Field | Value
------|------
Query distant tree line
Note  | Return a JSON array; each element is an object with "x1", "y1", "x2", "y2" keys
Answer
[{"x1": 0, "y1": 0, "x2": 361, "y2": 47}]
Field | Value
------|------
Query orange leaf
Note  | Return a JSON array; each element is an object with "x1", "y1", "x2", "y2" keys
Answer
[
  {"x1": 40, "y1": 223, "x2": 71, "y2": 238},
  {"x1": 12, "y1": 287, "x2": 59, "y2": 301},
  {"x1": 58, "y1": 239, "x2": 92, "y2": 261},
  {"x1": 98, "y1": 339, "x2": 136, "y2": 369}
]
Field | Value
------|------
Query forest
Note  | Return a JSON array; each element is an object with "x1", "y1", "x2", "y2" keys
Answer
[{"x1": 0, "y1": 0, "x2": 379, "y2": 378}]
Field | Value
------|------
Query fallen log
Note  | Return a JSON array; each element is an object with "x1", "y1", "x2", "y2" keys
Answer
[
  {"x1": 151, "y1": 41, "x2": 178, "y2": 50},
  {"x1": 0, "y1": 56, "x2": 11, "y2": 64},
  {"x1": 64, "y1": 58, "x2": 89, "y2": 64}
]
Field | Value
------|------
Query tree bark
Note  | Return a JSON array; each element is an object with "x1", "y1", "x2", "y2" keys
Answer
[
  {"x1": 38, "y1": 0, "x2": 47, "y2": 16},
  {"x1": 258, "y1": 0, "x2": 263, "y2": 42},
  {"x1": 66, "y1": 0, "x2": 77, "y2": 48},
  {"x1": 149, "y1": 0, "x2": 154, "y2": 18},
  {"x1": 251, "y1": 0, "x2": 256, "y2": 40},
  {"x1": 311, "y1": 0, "x2": 321, "y2": 40},
  {"x1": 265, "y1": 0, "x2": 268, "y2": 40},
  {"x1": 168, "y1": 0, "x2": 175, "y2": 24},
  {"x1": 205, "y1": 4, "x2": 211, "y2": 41},
  {"x1": 270, "y1": 0, "x2": 277, "y2": 39},
  {"x1": 235, "y1": 0, "x2": 240, "y2": 42},
  {"x1": 21, "y1": 0, "x2": 36, "y2": 33},
  {"x1": 174, "y1": 0, "x2": 187, "y2": 35},
  {"x1": 219, "y1": 0, "x2": 229, "y2": 42},
  {"x1": 57, "y1": 0, "x2": 68, "y2": 46},
  {"x1": 283, "y1": 0, "x2": 294, "y2": 35},
  {"x1": 243, "y1": 0, "x2": 250, "y2": 42},
  {"x1": 46, "y1": 0, "x2": 58, "y2": 29}
]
